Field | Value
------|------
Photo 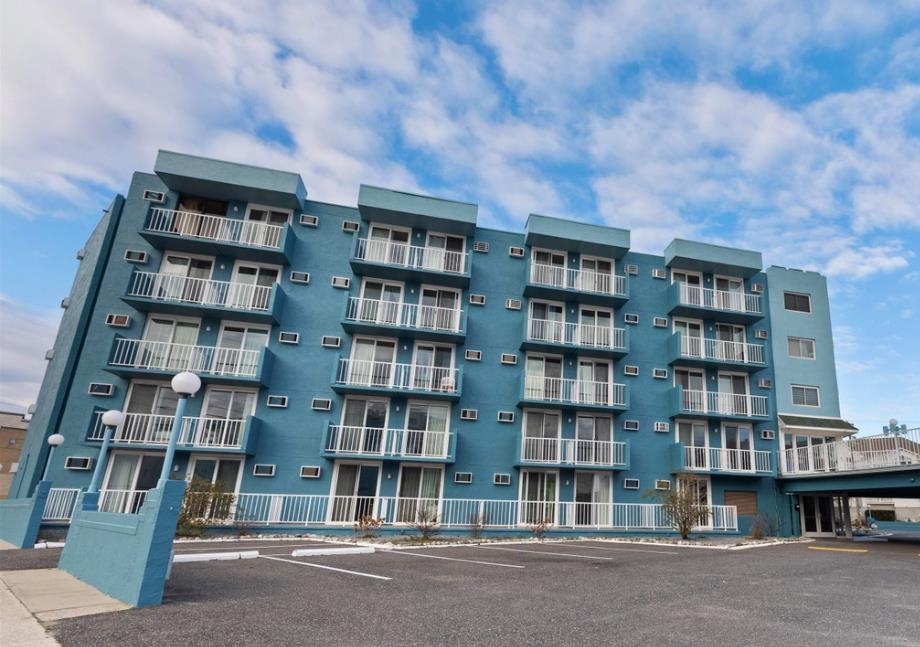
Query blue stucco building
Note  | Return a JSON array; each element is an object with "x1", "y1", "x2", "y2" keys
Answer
[{"x1": 13, "y1": 150, "x2": 871, "y2": 538}]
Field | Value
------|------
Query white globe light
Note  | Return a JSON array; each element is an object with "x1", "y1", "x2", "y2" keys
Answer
[
  {"x1": 171, "y1": 371, "x2": 201, "y2": 396},
  {"x1": 101, "y1": 410, "x2": 125, "y2": 427},
  {"x1": 889, "y1": 418, "x2": 898, "y2": 427},
  {"x1": 47, "y1": 433, "x2": 65, "y2": 447}
]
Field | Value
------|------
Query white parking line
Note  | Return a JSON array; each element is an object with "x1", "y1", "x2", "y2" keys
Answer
[
  {"x1": 475, "y1": 545, "x2": 617, "y2": 561},
  {"x1": 175, "y1": 543, "x2": 333, "y2": 553},
  {"x1": 383, "y1": 550, "x2": 524, "y2": 569},
  {"x1": 259, "y1": 555, "x2": 391, "y2": 580},
  {"x1": 568, "y1": 544, "x2": 679, "y2": 556}
]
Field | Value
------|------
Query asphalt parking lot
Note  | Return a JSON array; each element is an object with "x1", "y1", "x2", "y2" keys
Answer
[{"x1": 4, "y1": 538, "x2": 919, "y2": 647}]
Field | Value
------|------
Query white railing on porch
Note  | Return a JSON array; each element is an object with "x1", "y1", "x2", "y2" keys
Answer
[
  {"x1": 527, "y1": 318, "x2": 626, "y2": 351},
  {"x1": 683, "y1": 446, "x2": 772, "y2": 473},
  {"x1": 679, "y1": 389, "x2": 768, "y2": 417},
  {"x1": 325, "y1": 424, "x2": 451, "y2": 459},
  {"x1": 110, "y1": 338, "x2": 262, "y2": 378},
  {"x1": 42, "y1": 488, "x2": 81, "y2": 521},
  {"x1": 344, "y1": 297, "x2": 462, "y2": 333},
  {"x1": 127, "y1": 271, "x2": 272, "y2": 312},
  {"x1": 520, "y1": 437, "x2": 628, "y2": 467},
  {"x1": 89, "y1": 412, "x2": 246, "y2": 449},
  {"x1": 146, "y1": 208, "x2": 284, "y2": 249},
  {"x1": 529, "y1": 264, "x2": 627, "y2": 297},
  {"x1": 780, "y1": 429, "x2": 920, "y2": 475},
  {"x1": 678, "y1": 336, "x2": 765, "y2": 365},
  {"x1": 41, "y1": 488, "x2": 148, "y2": 521},
  {"x1": 354, "y1": 238, "x2": 468, "y2": 275},
  {"x1": 524, "y1": 376, "x2": 626, "y2": 407},
  {"x1": 99, "y1": 489, "x2": 148, "y2": 514},
  {"x1": 335, "y1": 358, "x2": 459, "y2": 394},
  {"x1": 676, "y1": 283, "x2": 761, "y2": 315}
]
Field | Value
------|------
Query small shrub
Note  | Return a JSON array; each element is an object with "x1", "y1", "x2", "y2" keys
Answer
[
  {"x1": 529, "y1": 519, "x2": 550, "y2": 540},
  {"x1": 353, "y1": 515, "x2": 385, "y2": 539},
  {"x1": 176, "y1": 478, "x2": 235, "y2": 537},
  {"x1": 410, "y1": 504, "x2": 441, "y2": 541},
  {"x1": 468, "y1": 513, "x2": 487, "y2": 540},
  {"x1": 648, "y1": 477, "x2": 710, "y2": 540}
]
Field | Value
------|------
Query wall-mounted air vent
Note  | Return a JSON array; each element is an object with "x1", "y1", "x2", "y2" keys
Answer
[
  {"x1": 124, "y1": 250, "x2": 148, "y2": 264},
  {"x1": 331, "y1": 276, "x2": 351, "y2": 289},
  {"x1": 624, "y1": 365, "x2": 639, "y2": 376},
  {"x1": 623, "y1": 478, "x2": 640, "y2": 490},
  {"x1": 623, "y1": 419, "x2": 640, "y2": 431},
  {"x1": 299, "y1": 214, "x2": 319, "y2": 227},
  {"x1": 88, "y1": 383, "x2": 115, "y2": 396},
  {"x1": 105, "y1": 314, "x2": 131, "y2": 328},
  {"x1": 460, "y1": 409, "x2": 478, "y2": 420},
  {"x1": 624, "y1": 264, "x2": 639, "y2": 275},
  {"x1": 266, "y1": 395, "x2": 288, "y2": 408},
  {"x1": 473, "y1": 241, "x2": 490, "y2": 253},
  {"x1": 290, "y1": 271, "x2": 310, "y2": 284},
  {"x1": 652, "y1": 368, "x2": 669, "y2": 379},
  {"x1": 76, "y1": 249, "x2": 86, "y2": 260},
  {"x1": 342, "y1": 221, "x2": 360, "y2": 233},
  {"x1": 321, "y1": 336, "x2": 342, "y2": 348},
  {"x1": 142, "y1": 189, "x2": 166, "y2": 203},
  {"x1": 44, "y1": 349, "x2": 54, "y2": 360},
  {"x1": 300, "y1": 466, "x2": 322, "y2": 478},
  {"x1": 253, "y1": 464, "x2": 276, "y2": 477},
  {"x1": 757, "y1": 378, "x2": 773, "y2": 389},
  {"x1": 464, "y1": 349, "x2": 482, "y2": 362},
  {"x1": 279, "y1": 331, "x2": 300, "y2": 344},
  {"x1": 655, "y1": 480, "x2": 672, "y2": 491},
  {"x1": 761, "y1": 429, "x2": 776, "y2": 440},
  {"x1": 454, "y1": 472, "x2": 473, "y2": 484},
  {"x1": 624, "y1": 313, "x2": 639, "y2": 325},
  {"x1": 493, "y1": 473, "x2": 512, "y2": 486},
  {"x1": 509, "y1": 246, "x2": 525, "y2": 258},
  {"x1": 654, "y1": 422, "x2": 670, "y2": 433},
  {"x1": 751, "y1": 283, "x2": 763, "y2": 294},
  {"x1": 652, "y1": 268, "x2": 667, "y2": 279},
  {"x1": 754, "y1": 330, "x2": 768, "y2": 339},
  {"x1": 469, "y1": 294, "x2": 486, "y2": 305},
  {"x1": 60, "y1": 298, "x2": 70, "y2": 309},
  {"x1": 505, "y1": 299, "x2": 522, "y2": 310},
  {"x1": 497, "y1": 411, "x2": 515, "y2": 423},
  {"x1": 311, "y1": 398, "x2": 333, "y2": 411},
  {"x1": 653, "y1": 316, "x2": 668, "y2": 328},
  {"x1": 64, "y1": 457, "x2": 93, "y2": 470},
  {"x1": 500, "y1": 353, "x2": 517, "y2": 365}
]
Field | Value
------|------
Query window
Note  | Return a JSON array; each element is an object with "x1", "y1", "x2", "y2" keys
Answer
[
  {"x1": 724, "y1": 491, "x2": 758, "y2": 516},
  {"x1": 791, "y1": 385, "x2": 820, "y2": 407},
  {"x1": 784, "y1": 292, "x2": 811, "y2": 313},
  {"x1": 787, "y1": 337, "x2": 816, "y2": 359}
]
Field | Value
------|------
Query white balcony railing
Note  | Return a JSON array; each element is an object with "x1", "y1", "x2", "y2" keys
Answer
[
  {"x1": 520, "y1": 437, "x2": 627, "y2": 466},
  {"x1": 524, "y1": 375, "x2": 626, "y2": 407},
  {"x1": 678, "y1": 336, "x2": 764, "y2": 365},
  {"x1": 335, "y1": 358, "x2": 459, "y2": 394},
  {"x1": 127, "y1": 271, "x2": 273, "y2": 312},
  {"x1": 527, "y1": 318, "x2": 626, "y2": 351},
  {"x1": 530, "y1": 263, "x2": 627, "y2": 297},
  {"x1": 344, "y1": 297, "x2": 462, "y2": 333},
  {"x1": 325, "y1": 424, "x2": 451, "y2": 459},
  {"x1": 682, "y1": 446, "x2": 772, "y2": 473},
  {"x1": 110, "y1": 338, "x2": 262, "y2": 379},
  {"x1": 89, "y1": 412, "x2": 246, "y2": 449},
  {"x1": 43, "y1": 489, "x2": 739, "y2": 532},
  {"x1": 679, "y1": 389, "x2": 768, "y2": 417},
  {"x1": 676, "y1": 283, "x2": 761, "y2": 315},
  {"x1": 354, "y1": 238, "x2": 468, "y2": 275},
  {"x1": 146, "y1": 208, "x2": 285, "y2": 250},
  {"x1": 780, "y1": 430, "x2": 920, "y2": 475}
]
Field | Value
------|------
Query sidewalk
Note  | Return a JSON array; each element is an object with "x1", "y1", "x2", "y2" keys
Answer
[{"x1": 0, "y1": 568, "x2": 130, "y2": 647}]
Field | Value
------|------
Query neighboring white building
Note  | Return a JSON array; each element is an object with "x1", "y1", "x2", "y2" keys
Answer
[{"x1": 850, "y1": 497, "x2": 920, "y2": 523}]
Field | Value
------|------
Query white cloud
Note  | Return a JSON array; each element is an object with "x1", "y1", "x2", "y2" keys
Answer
[{"x1": 0, "y1": 296, "x2": 60, "y2": 412}]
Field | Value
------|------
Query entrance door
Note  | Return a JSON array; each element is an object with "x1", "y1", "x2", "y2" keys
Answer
[
  {"x1": 426, "y1": 233, "x2": 465, "y2": 273},
  {"x1": 716, "y1": 324, "x2": 746, "y2": 361},
  {"x1": 349, "y1": 338, "x2": 396, "y2": 386},
  {"x1": 530, "y1": 301, "x2": 565, "y2": 343},
  {"x1": 717, "y1": 373, "x2": 749, "y2": 415},
  {"x1": 413, "y1": 344, "x2": 454, "y2": 391},
  {"x1": 722, "y1": 424, "x2": 753, "y2": 471},
  {"x1": 359, "y1": 280, "x2": 403, "y2": 324},
  {"x1": 532, "y1": 250, "x2": 566, "y2": 287},
  {"x1": 677, "y1": 420, "x2": 709, "y2": 469},
  {"x1": 574, "y1": 472, "x2": 612, "y2": 526},
  {"x1": 419, "y1": 287, "x2": 459, "y2": 330},
  {"x1": 801, "y1": 495, "x2": 840, "y2": 536},
  {"x1": 330, "y1": 464, "x2": 380, "y2": 522},
  {"x1": 520, "y1": 471, "x2": 557, "y2": 525},
  {"x1": 523, "y1": 411, "x2": 560, "y2": 462},
  {"x1": 576, "y1": 414, "x2": 612, "y2": 464},
  {"x1": 368, "y1": 225, "x2": 410, "y2": 265},
  {"x1": 674, "y1": 319, "x2": 704, "y2": 358},
  {"x1": 340, "y1": 398, "x2": 388, "y2": 454},
  {"x1": 102, "y1": 453, "x2": 164, "y2": 512},
  {"x1": 396, "y1": 466, "x2": 442, "y2": 523},
  {"x1": 157, "y1": 254, "x2": 213, "y2": 303},
  {"x1": 525, "y1": 356, "x2": 563, "y2": 400},
  {"x1": 216, "y1": 324, "x2": 269, "y2": 375},
  {"x1": 231, "y1": 264, "x2": 279, "y2": 309},
  {"x1": 577, "y1": 359, "x2": 611, "y2": 404},
  {"x1": 140, "y1": 317, "x2": 200, "y2": 371}
]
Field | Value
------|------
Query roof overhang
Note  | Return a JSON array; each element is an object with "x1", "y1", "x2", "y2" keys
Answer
[
  {"x1": 664, "y1": 239, "x2": 762, "y2": 278},
  {"x1": 357, "y1": 185, "x2": 478, "y2": 236},
  {"x1": 524, "y1": 214, "x2": 630, "y2": 259},
  {"x1": 778, "y1": 414, "x2": 859, "y2": 437}
]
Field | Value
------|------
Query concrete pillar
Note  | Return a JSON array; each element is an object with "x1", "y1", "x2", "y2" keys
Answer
[{"x1": 842, "y1": 495, "x2": 853, "y2": 538}]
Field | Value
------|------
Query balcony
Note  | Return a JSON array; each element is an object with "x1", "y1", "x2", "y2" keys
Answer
[
  {"x1": 517, "y1": 436, "x2": 629, "y2": 469},
  {"x1": 521, "y1": 318, "x2": 627, "y2": 358},
  {"x1": 332, "y1": 358, "x2": 461, "y2": 400},
  {"x1": 123, "y1": 271, "x2": 283, "y2": 324},
  {"x1": 350, "y1": 237, "x2": 471, "y2": 288},
  {"x1": 519, "y1": 376, "x2": 628, "y2": 412},
  {"x1": 322, "y1": 423, "x2": 456, "y2": 463},
  {"x1": 779, "y1": 431, "x2": 920, "y2": 476},
  {"x1": 141, "y1": 208, "x2": 293, "y2": 264},
  {"x1": 88, "y1": 411, "x2": 260, "y2": 453},
  {"x1": 670, "y1": 388, "x2": 769, "y2": 420},
  {"x1": 667, "y1": 334, "x2": 765, "y2": 371},
  {"x1": 524, "y1": 263, "x2": 628, "y2": 306},
  {"x1": 342, "y1": 297, "x2": 466, "y2": 343},
  {"x1": 668, "y1": 283, "x2": 763, "y2": 323},
  {"x1": 671, "y1": 443, "x2": 773, "y2": 476},
  {"x1": 106, "y1": 337, "x2": 272, "y2": 386}
]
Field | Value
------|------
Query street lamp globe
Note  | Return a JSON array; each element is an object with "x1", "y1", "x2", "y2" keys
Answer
[
  {"x1": 47, "y1": 433, "x2": 65, "y2": 447},
  {"x1": 101, "y1": 410, "x2": 125, "y2": 428},
  {"x1": 889, "y1": 418, "x2": 898, "y2": 428},
  {"x1": 171, "y1": 371, "x2": 201, "y2": 396}
]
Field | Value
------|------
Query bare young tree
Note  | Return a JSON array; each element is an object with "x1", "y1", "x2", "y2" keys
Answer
[{"x1": 651, "y1": 478, "x2": 710, "y2": 540}]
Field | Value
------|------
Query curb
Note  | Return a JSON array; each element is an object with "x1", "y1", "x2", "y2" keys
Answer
[
  {"x1": 291, "y1": 547, "x2": 375, "y2": 557},
  {"x1": 173, "y1": 550, "x2": 260, "y2": 563}
]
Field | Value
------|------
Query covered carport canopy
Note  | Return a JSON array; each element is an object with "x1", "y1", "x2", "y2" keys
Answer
[{"x1": 779, "y1": 467, "x2": 920, "y2": 498}]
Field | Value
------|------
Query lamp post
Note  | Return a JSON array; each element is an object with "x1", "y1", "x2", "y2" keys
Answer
[
  {"x1": 882, "y1": 418, "x2": 907, "y2": 436},
  {"x1": 41, "y1": 433, "x2": 65, "y2": 481},
  {"x1": 158, "y1": 371, "x2": 201, "y2": 487},
  {"x1": 87, "y1": 410, "x2": 124, "y2": 494}
]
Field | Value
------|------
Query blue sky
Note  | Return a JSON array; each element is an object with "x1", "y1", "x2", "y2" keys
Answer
[{"x1": 1, "y1": 1, "x2": 918, "y2": 432}]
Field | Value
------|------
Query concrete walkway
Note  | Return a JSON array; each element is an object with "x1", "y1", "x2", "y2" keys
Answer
[{"x1": 0, "y1": 568, "x2": 130, "y2": 646}]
